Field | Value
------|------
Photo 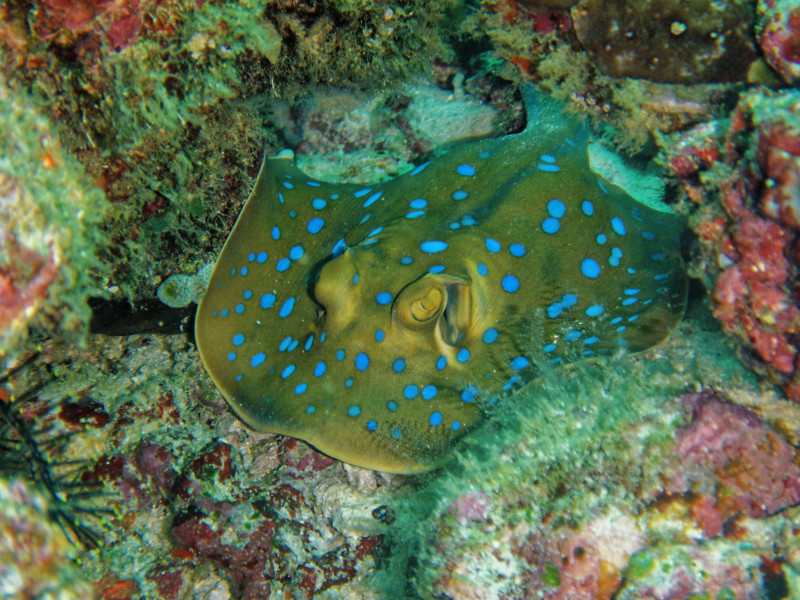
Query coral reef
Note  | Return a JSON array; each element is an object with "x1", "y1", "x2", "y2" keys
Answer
[
  {"x1": 2, "y1": 0, "x2": 800, "y2": 598},
  {"x1": 666, "y1": 88, "x2": 800, "y2": 401}
]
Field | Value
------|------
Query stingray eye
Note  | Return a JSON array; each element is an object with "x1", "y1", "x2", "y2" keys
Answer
[
  {"x1": 395, "y1": 278, "x2": 446, "y2": 331},
  {"x1": 410, "y1": 287, "x2": 443, "y2": 322}
]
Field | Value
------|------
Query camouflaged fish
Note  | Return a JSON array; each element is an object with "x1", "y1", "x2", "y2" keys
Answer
[{"x1": 195, "y1": 89, "x2": 687, "y2": 473}]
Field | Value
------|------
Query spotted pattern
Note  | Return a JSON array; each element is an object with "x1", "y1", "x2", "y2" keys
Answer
[{"x1": 196, "y1": 89, "x2": 687, "y2": 475}]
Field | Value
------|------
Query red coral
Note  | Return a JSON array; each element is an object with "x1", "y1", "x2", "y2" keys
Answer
[{"x1": 34, "y1": 0, "x2": 142, "y2": 51}]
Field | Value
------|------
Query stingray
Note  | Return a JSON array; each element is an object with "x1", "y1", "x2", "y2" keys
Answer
[{"x1": 195, "y1": 89, "x2": 687, "y2": 473}]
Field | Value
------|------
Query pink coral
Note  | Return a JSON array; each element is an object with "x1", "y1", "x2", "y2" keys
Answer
[{"x1": 667, "y1": 393, "x2": 800, "y2": 519}]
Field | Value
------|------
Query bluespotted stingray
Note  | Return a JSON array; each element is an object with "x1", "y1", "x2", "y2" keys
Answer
[{"x1": 195, "y1": 89, "x2": 687, "y2": 473}]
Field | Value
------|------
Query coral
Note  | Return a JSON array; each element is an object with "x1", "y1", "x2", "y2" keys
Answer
[
  {"x1": 0, "y1": 83, "x2": 107, "y2": 360},
  {"x1": 666, "y1": 88, "x2": 800, "y2": 400},
  {"x1": 572, "y1": 0, "x2": 759, "y2": 83},
  {"x1": 0, "y1": 478, "x2": 94, "y2": 600},
  {"x1": 758, "y1": 0, "x2": 800, "y2": 84}
]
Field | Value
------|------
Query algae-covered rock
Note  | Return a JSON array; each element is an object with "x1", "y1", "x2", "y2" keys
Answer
[
  {"x1": 572, "y1": 0, "x2": 759, "y2": 82},
  {"x1": 0, "y1": 84, "x2": 107, "y2": 360}
]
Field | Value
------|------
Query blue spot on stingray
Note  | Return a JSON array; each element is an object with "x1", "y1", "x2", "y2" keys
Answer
[
  {"x1": 452, "y1": 190, "x2": 468, "y2": 200},
  {"x1": 564, "y1": 331, "x2": 582, "y2": 341},
  {"x1": 353, "y1": 273, "x2": 359, "y2": 284},
  {"x1": 289, "y1": 246, "x2": 304, "y2": 260},
  {"x1": 307, "y1": 406, "x2": 316, "y2": 414},
  {"x1": 581, "y1": 258, "x2": 601, "y2": 279},
  {"x1": 547, "y1": 302, "x2": 563, "y2": 319},
  {"x1": 278, "y1": 193, "x2": 284, "y2": 204},
  {"x1": 611, "y1": 317, "x2": 623, "y2": 324},
  {"x1": 272, "y1": 226, "x2": 280, "y2": 240},
  {"x1": 392, "y1": 428, "x2": 401, "y2": 439},
  {"x1": 366, "y1": 420, "x2": 377, "y2": 431},
  {"x1": 235, "y1": 304, "x2": 245, "y2": 314},
  {"x1": 400, "y1": 256, "x2": 414, "y2": 265},
  {"x1": 257, "y1": 251, "x2": 267, "y2": 263},
  {"x1": 363, "y1": 192, "x2": 382, "y2": 208},
  {"x1": 345, "y1": 378, "x2": 353, "y2": 388},
  {"x1": 354, "y1": 188, "x2": 371, "y2": 198},
  {"x1": 392, "y1": 358, "x2": 405, "y2": 373},
  {"x1": 429, "y1": 412, "x2": 443, "y2": 426},
  {"x1": 622, "y1": 297, "x2": 638, "y2": 306},
  {"x1": 240, "y1": 267, "x2": 248, "y2": 277},
  {"x1": 596, "y1": 234, "x2": 607, "y2": 245},
  {"x1": 457, "y1": 348, "x2": 471, "y2": 363},
  {"x1": 355, "y1": 352, "x2": 370, "y2": 371},
  {"x1": 629, "y1": 314, "x2": 639, "y2": 322},
  {"x1": 542, "y1": 218, "x2": 560, "y2": 234},
  {"x1": 654, "y1": 273, "x2": 669, "y2": 281},
  {"x1": 227, "y1": 352, "x2": 236, "y2": 361},
  {"x1": 429, "y1": 265, "x2": 446, "y2": 274},
  {"x1": 276, "y1": 258, "x2": 290, "y2": 272},
  {"x1": 288, "y1": 339, "x2": 299, "y2": 351},
  {"x1": 261, "y1": 294, "x2": 275, "y2": 309},
  {"x1": 387, "y1": 401, "x2": 398, "y2": 412},
  {"x1": 483, "y1": 328, "x2": 498, "y2": 344},
  {"x1": 436, "y1": 356, "x2": 447, "y2": 370},
  {"x1": 295, "y1": 383, "x2": 307, "y2": 395},
  {"x1": 409, "y1": 198, "x2": 427, "y2": 209},
  {"x1": 651, "y1": 253, "x2": 666, "y2": 261},
  {"x1": 281, "y1": 364, "x2": 295, "y2": 378},
  {"x1": 312, "y1": 198, "x2": 326, "y2": 210},
  {"x1": 461, "y1": 386, "x2": 478, "y2": 403},
  {"x1": 332, "y1": 238, "x2": 346, "y2": 257},
  {"x1": 279, "y1": 337, "x2": 292, "y2": 351},
  {"x1": 562, "y1": 293, "x2": 577, "y2": 307},
  {"x1": 233, "y1": 333, "x2": 245, "y2": 346},
  {"x1": 627, "y1": 267, "x2": 637, "y2": 274},
  {"x1": 611, "y1": 217, "x2": 626, "y2": 235},
  {"x1": 539, "y1": 163, "x2": 560, "y2": 172},
  {"x1": 584, "y1": 336, "x2": 599, "y2": 345},
  {"x1": 314, "y1": 362, "x2": 326, "y2": 377},
  {"x1": 283, "y1": 181, "x2": 293, "y2": 189},
  {"x1": 376, "y1": 292, "x2": 392, "y2": 305},
  {"x1": 248, "y1": 253, "x2": 255, "y2": 262},
  {"x1": 421, "y1": 240, "x2": 448, "y2": 253},
  {"x1": 221, "y1": 309, "x2": 229, "y2": 317},
  {"x1": 404, "y1": 385, "x2": 418, "y2": 399},
  {"x1": 304, "y1": 336, "x2": 314, "y2": 351},
  {"x1": 348, "y1": 406, "x2": 361, "y2": 417},
  {"x1": 477, "y1": 263, "x2": 488, "y2": 276},
  {"x1": 243, "y1": 290, "x2": 253, "y2": 300},
  {"x1": 624, "y1": 288, "x2": 640, "y2": 295},
  {"x1": 510, "y1": 243, "x2": 526, "y2": 257},
  {"x1": 511, "y1": 356, "x2": 529, "y2": 370},
  {"x1": 582, "y1": 200, "x2": 594, "y2": 216},
  {"x1": 307, "y1": 218, "x2": 324, "y2": 234},
  {"x1": 422, "y1": 385, "x2": 437, "y2": 400},
  {"x1": 279, "y1": 297, "x2": 296, "y2": 318},
  {"x1": 336, "y1": 349, "x2": 345, "y2": 361},
  {"x1": 617, "y1": 325, "x2": 627, "y2": 332},
  {"x1": 547, "y1": 199, "x2": 566, "y2": 218},
  {"x1": 367, "y1": 226, "x2": 383, "y2": 238},
  {"x1": 502, "y1": 275, "x2": 520, "y2": 293},
  {"x1": 544, "y1": 343, "x2": 557, "y2": 353},
  {"x1": 230, "y1": 268, "x2": 236, "y2": 276},
  {"x1": 642, "y1": 231, "x2": 656, "y2": 240},
  {"x1": 410, "y1": 161, "x2": 431, "y2": 175},
  {"x1": 452, "y1": 421, "x2": 461, "y2": 431},
  {"x1": 289, "y1": 210, "x2": 297, "y2": 218},
  {"x1": 586, "y1": 305, "x2": 604, "y2": 317},
  {"x1": 251, "y1": 353, "x2": 265, "y2": 367},
  {"x1": 375, "y1": 330, "x2": 385, "y2": 342},
  {"x1": 457, "y1": 164, "x2": 476, "y2": 176},
  {"x1": 462, "y1": 216, "x2": 477, "y2": 226},
  {"x1": 485, "y1": 238, "x2": 501, "y2": 253},
  {"x1": 406, "y1": 210, "x2": 425, "y2": 219}
]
